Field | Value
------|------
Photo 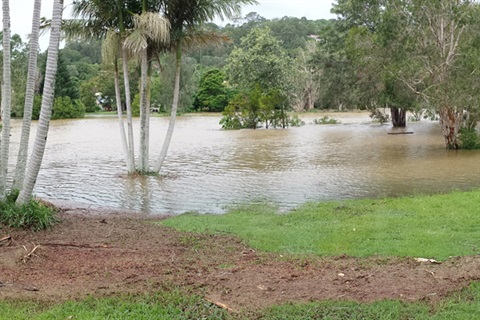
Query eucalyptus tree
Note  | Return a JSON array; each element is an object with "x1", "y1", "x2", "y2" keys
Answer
[
  {"x1": 0, "y1": 0, "x2": 12, "y2": 201},
  {"x1": 12, "y1": 0, "x2": 42, "y2": 191},
  {"x1": 17, "y1": 0, "x2": 64, "y2": 205},
  {"x1": 153, "y1": 0, "x2": 257, "y2": 173}
]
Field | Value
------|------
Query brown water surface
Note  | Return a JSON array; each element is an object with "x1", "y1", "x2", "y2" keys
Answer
[{"x1": 8, "y1": 112, "x2": 480, "y2": 214}]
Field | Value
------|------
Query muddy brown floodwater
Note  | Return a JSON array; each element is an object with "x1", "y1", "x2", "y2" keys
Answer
[{"x1": 6, "y1": 112, "x2": 480, "y2": 214}]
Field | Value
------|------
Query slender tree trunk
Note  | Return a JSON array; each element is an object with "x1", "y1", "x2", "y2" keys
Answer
[
  {"x1": 121, "y1": 48, "x2": 136, "y2": 173},
  {"x1": 114, "y1": 59, "x2": 133, "y2": 172},
  {"x1": 16, "y1": 0, "x2": 63, "y2": 205},
  {"x1": 12, "y1": 0, "x2": 42, "y2": 191},
  {"x1": 0, "y1": 0, "x2": 12, "y2": 201},
  {"x1": 115, "y1": 0, "x2": 135, "y2": 173},
  {"x1": 139, "y1": 48, "x2": 149, "y2": 172},
  {"x1": 154, "y1": 42, "x2": 182, "y2": 173},
  {"x1": 390, "y1": 107, "x2": 406, "y2": 128}
]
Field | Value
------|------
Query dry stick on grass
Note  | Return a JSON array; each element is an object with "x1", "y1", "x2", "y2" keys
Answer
[{"x1": 205, "y1": 298, "x2": 235, "y2": 312}]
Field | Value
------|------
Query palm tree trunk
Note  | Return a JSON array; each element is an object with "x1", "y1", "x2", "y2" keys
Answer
[
  {"x1": 0, "y1": 0, "x2": 12, "y2": 201},
  {"x1": 139, "y1": 48, "x2": 149, "y2": 172},
  {"x1": 16, "y1": 0, "x2": 63, "y2": 205},
  {"x1": 114, "y1": 59, "x2": 134, "y2": 172},
  {"x1": 121, "y1": 47, "x2": 136, "y2": 172},
  {"x1": 12, "y1": 0, "x2": 42, "y2": 191},
  {"x1": 154, "y1": 41, "x2": 182, "y2": 173}
]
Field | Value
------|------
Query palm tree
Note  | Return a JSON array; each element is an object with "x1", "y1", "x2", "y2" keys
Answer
[
  {"x1": 153, "y1": 0, "x2": 256, "y2": 173},
  {"x1": 0, "y1": 0, "x2": 12, "y2": 200},
  {"x1": 12, "y1": 0, "x2": 42, "y2": 191},
  {"x1": 124, "y1": 9, "x2": 170, "y2": 173},
  {"x1": 70, "y1": 0, "x2": 144, "y2": 173},
  {"x1": 16, "y1": 0, "x2": 64, "y2": 205}
]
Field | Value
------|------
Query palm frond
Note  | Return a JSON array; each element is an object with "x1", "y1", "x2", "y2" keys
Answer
[
  {"x1": 102, "y1": 29, "x2": 120, "y2": 65},
  {"x1": 181, "y1": 29, "x2": 231, "y2": 50}
]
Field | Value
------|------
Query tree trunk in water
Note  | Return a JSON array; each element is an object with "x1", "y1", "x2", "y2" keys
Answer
[
  {"x1": 154, "y1": 42, "x2": 182, "y2": 173},
  {"x1": 0, "y1": 0, "x2": 12, "y2": 200},
  {"x1": 439, "y1": 106, "x2": 463, "y2": 149},
  {"x1": 122, "y1": 48, "x2": 136, "y2": 173},
  {"x1": 139, "y1": 49, "x2": 149, "y2": 172},
  {"x1": 13, "y1": 0, "x2": 41, "y2": 191},
  {"x1": 114, "y1": 60, "x2": 133, "y2": 172},
  {"x1": 16, "y1": 0, "x2": 63, "y2": 205},
  {"x1": 390, "y1": 107, "x2": 406, "y2": 127}
]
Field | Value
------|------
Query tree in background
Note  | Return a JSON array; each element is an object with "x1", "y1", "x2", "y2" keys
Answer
[
  {"x1": 192, "y1": 68, "x2": 230, "y2": 112},
  {"x1": 223, "y1": 27, "x2": 292, "y2": 128}
]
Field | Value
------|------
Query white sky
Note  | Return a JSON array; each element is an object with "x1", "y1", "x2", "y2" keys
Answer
[{"x1": 2, "y1": 0, "x2": 335, "y2": 50}]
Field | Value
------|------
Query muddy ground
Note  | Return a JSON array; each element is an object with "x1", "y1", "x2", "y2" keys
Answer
[{"x1": 1, "y1": 206, "x2": 480, "y2": 312}]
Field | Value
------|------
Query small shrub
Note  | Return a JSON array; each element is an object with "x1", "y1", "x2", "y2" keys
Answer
[
  {"x1": 459, "y1": 127, "x2": 480, "y2": 150},
  {"x1": 52, "y1": 96, "x2": 86, "y2": 120},
  {"x1": 0, "y1": 192, "x2": 57, "y2": 230},
  {"x1": 314, "y1": 116, "x2": 340, "y2": 125},
  {"x1": 369, "y1": 109, "x2": 390, "y2": 124},
  {"x1": 288, "y1": 115, "x2": 305, "y2": 127}
]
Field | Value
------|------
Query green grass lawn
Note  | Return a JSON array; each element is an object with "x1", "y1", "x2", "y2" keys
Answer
[
  {"x1": 2, "y1": 283, "x2": 480, "y2": 319},
  {"x1": 3, "y1": 189, "x2": 480, "y2": 319},
  {"x1": 161, "y1": 189, "x2": 480, "y2": 260}
]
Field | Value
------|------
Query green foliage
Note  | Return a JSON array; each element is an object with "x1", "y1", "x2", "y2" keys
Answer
[
  {"x1": 52, "y1": 96, "x2": 86, "y2": 120},
  {"x1": 79, "y1": 79, "x2": 101, "y2": 113},
  {"x1": 314, "y1": 116, "x2": 340, "y2": 125},
  {"x1": 219, "y1": 87, "x2": 291, "y2": 130},
  {"x1": 162, "y1": 189, "x2": 480, "y2": 260},
  {"x1": 459, "y1": 128, "x2": 480, "y2": 150},
  {"x1": 0, "y1": 191, "x2": 57, "y2": 231},
  {"x1": 370, "y1": 109, "x2": 390, "y2": 124},
  {"x1": 288, "y1": 115, "x2": 305, "y2": 127},
  {"x1": 226, "y1": 27, "x2": 292, "y2": 93},
  {"x1": 192, "y1": 68, "x2": 230, "y2": 112},
  {"x1": 131, "y1": 93, "x2": 140, "y2": 117}
]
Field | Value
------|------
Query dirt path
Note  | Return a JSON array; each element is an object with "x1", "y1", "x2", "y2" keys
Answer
[{"x1": 1, "y1": 208, "x2": 480, "y2": 311}]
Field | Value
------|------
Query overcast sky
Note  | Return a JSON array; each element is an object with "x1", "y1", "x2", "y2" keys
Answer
[{"x1": 3, "y1": 0, "x2": 335, "y2": 50}]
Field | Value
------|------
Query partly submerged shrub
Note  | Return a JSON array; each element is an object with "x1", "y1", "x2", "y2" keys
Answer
[
  {"x1": 0, "y1": 191, "x2": 57, "y2": 230},
  {"x1": 314, "y1": 116, "x2": 340, "y2": 125},
  {"x1": 459, "y1": 127, "x2": 480, "y2": 150}
]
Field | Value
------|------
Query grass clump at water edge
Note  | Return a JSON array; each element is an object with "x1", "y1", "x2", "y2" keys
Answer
[
  {"x1": 161, "y1": 189, "x2": 480, "y2": 260},
  {"x1": 0, "y1": 190, "x2": 57, "y2": 230}
]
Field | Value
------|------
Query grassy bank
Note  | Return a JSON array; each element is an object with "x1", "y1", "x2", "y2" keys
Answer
[
  {"x1": 162, "y1": 189, "x2": 480, "y2": 260},
  {"x1": 2, "y1": 282, "x2": 480, "y2": 319}
]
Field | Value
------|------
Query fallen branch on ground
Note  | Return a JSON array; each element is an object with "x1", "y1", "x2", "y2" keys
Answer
[
  {"x1": 206, "y1": 298, "x2": 235, "y2": 312},
  {"x1": 22, "y1": 243, "x2": 41, "y2": 264},
  {"x1": 0, "y1": 235, "x2": 12, "y2": 246}
]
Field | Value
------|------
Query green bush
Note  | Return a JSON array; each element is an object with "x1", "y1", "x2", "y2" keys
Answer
[
  {"x1": 52, "y1": 96, "x2": 86, "y2": 119},
  {"x1": 131, "y1": 93, "x2": 140, "y2": 116},
  {"x1": 459, "y1": 127, "x2": 480, "y2": 149},
  {"x1": 0, "y1": 191, "x2": 57, "y2": 230},
  {"x1": 314, "y1": 116, "x2": 340, "y2": 125}
]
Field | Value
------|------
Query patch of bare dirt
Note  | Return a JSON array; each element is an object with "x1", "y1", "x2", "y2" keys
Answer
[{"x1": 1, "y1": 208, "x2": 480, "y2": 311}]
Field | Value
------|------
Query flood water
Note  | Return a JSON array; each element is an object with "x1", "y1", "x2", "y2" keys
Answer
[{"x1": 8, "y1": 112, "x2": 480, "y2": 214}]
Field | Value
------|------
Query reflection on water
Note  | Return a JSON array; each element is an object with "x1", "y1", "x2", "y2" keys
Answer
[{"x1": 7, "y1": 112, "x2": 480, "y2": 214}]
